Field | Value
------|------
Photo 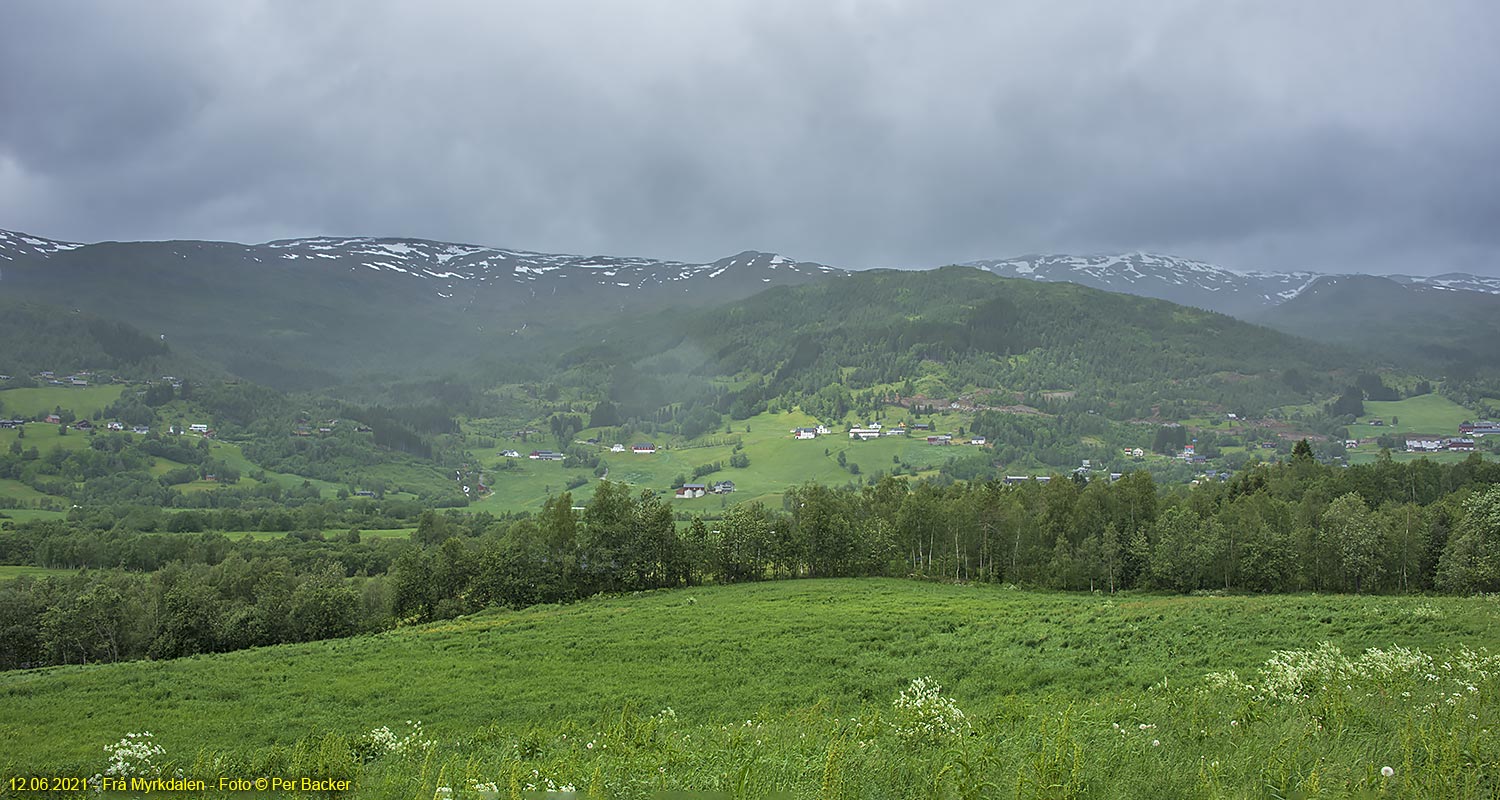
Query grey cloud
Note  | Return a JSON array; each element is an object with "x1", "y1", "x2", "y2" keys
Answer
[{"x1": 0, "y1": 0, "x2": 1495, "y2": 275}]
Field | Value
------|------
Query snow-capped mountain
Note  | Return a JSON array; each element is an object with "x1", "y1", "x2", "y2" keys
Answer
[
  {"x1": 1388, "y1": 272, "x2": 1500, "y2": 295},
  {"x1": 0, "y1": 228, "x2": 851, "y2": 385},
  {"x1": 960, "y1": 252, "x2": 1500, "y2": 316},
  {"x1": 256, "y1": 235, "x2": 843, "y2": 297},
  {"x1": 961, "y1": 252, "x2": 1322, "y2": 317},
  {"x1": 0, "y1": 228, "x2": 843, "y2": 303},
  {"x1": 0, "y1": 228, "x2": 85, "y2": 260}
]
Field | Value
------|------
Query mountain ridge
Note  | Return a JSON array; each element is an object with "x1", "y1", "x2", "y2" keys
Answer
[{"x1": 9, "y1": 226, "x2": 1496, "y2": 316}]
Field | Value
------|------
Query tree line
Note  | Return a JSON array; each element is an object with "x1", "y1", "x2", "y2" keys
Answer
[{"x1": 4, "y1": 446, "x2": 1498, "y2": 672}]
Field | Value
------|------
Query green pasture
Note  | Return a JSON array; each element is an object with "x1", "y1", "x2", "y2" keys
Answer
[
  {"x1": 203, "y1": 440, "x2": 342, "y2": 497},
  {"x1": 0, "y1": 508, "x2": 67, "y2": 523},
  {"x1": 470, "y1": 409, "x2": 977, "y2": 512},
  {"x1": 0, "y1": 384, "x2": 126, "y2": 419},
  {"x1": 3, "y1": 579, "x2": 1497, "y2": 796},
  {"x1": 1351, "y1": 394, "x2": 1475, "y2": 439},
  {"x1": 0, "y1": 478, "x2": 54, "y2": 505},
  {"x1": 0, "y1": 565, "x2": 79, "y2": 582},
  {"x1": 0, "y1": 425, "x2": 97, "y2": 454},
  {"x1": 1347, "y1": 449, "x2": 1497, "y2": 466}
]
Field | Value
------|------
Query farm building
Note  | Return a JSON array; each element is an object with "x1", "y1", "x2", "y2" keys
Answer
[
  {"x1": 632, "y1": 443, "x2": 657, "y2": 454},
  {"x1": 848, "y1": 427, "x2": 881, "y2": 440},
  {"x1": 675, "y1": 483, "x2": 707, "y2": 499},
  {"x1": 792, "y1": 427, "x2": 819, "y2": 440},
  {"x1": 711, "y1": 480, "x2": 736, "y2": 494},
  {"x1": 611, "y1": 443, "x2": 627, "y2": 452},
  {"x1": 529, "y1": 451, "x2": 565, "y2": 461}
]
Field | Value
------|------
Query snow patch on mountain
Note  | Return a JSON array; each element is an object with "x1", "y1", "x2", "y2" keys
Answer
[{"x1": 0, "y1": 229, "x2": 84, "y2": 261}]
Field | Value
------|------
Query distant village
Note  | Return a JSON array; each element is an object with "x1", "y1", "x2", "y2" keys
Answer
[{"x1": 1343, "y1": 419, "x2": 1499, "y2": 454}]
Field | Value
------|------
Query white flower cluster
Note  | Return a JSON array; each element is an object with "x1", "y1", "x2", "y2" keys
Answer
[
  {"x1": 89, "y1": 732, "x2": 168, "y2": 791},
  {"x1": 655, "y1": 707, "x2": 678, "y2": 724},
  {"x1": 891, "y1": 677, "x2": 969, "y2": 745},
  {"x1": 101, "y1": 732, "x2": 166, "y2": 777},
  {"x1": 468, "y1": 781, "x2": 500, "y2": 800},
  {"x1": 524, "y1": 770, "x2": 576, "y2": 795},
  {"x1": 1204, "y1": 643, "x2": 1498, "y2": 705},
  {"x1": 358, "y1": 720, "x2": 435, "y2": 761}
]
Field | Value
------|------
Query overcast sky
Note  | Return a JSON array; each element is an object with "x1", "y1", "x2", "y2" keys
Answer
[{"x1": 2, "y1": 1, "x2": 1496, "y2": 275}]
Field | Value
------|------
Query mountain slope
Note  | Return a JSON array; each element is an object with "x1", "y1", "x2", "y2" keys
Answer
[
  {"x1": 0, "y1": 229, "x2": 845, "y2": 387},
  {"x1": 960, "y1": 251, "x2": 1500, "y2": 318},
  {"x1": 962, "y1": 252, "x2": 1322, "y2": 316},
  {"x1": 1256, "y1": 274, "x2": 1500, "y2": 372},
  {"x1": 561, "y1": 266, "x2": 1349, "y2": 421}
]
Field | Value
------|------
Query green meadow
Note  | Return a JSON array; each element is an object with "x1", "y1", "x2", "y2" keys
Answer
[
  {"x1": 0, "y1": 384, "x2": 126, "y2": 419},
  {"x1": 0, "y1": 564, "x2": 78, "y2": 582},
  {"x1": 1347, "y1": 449, "x2": 1497, "y2": 466},
  {"x1": 1350, "y1": 394, "x2": 1475, "y2": 438},
  {"x1": 471, "y1": 410, "x2": 983, "y2": 512},
  {"x1": 3, "y1": 579, "x2": 1497, "y2": 797}
]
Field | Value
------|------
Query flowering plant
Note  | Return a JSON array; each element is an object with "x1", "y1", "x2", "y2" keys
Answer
[{"x1": 891, "y1": 676, "x2": 969, "y2": 745}]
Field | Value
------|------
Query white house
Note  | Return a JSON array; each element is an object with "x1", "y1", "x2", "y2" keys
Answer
[
  {"x1": 610, "y1": 443, "x2": 626, "y2": 452},
  {"x1": 1405, "y1": 435, "x2": 1443, "y2": 452},
  {"x1": 792, "y1": 427, "x2": 819, "y2": 440},
  {"x1": 633, "y1": 443, "x2": 657, "y2": 454},
  {"x1": 188, "y1": 423, "x2": 210, "y2": 433},
  {"x1": 969, "y1": 437, "x2": 986, "y2": 446},
  {"x1": 501, "y1": 449, "x2": 521, "y2": 458}
]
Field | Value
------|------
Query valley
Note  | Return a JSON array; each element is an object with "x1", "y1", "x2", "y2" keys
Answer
[{"x1": 4, "y1": 228, "x2": 1500, "y2": 799}]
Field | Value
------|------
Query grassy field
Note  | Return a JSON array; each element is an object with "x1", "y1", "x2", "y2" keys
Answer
[
  {"x1": 0, "y1": 508, "x2": 67, "y2": 523},
  {"x1": 0, "y1": 564, "x2": 78, "y2": 582},
  {"x1": 470, "y1": 409, "x2": 986, "y2": 512},
  {"x1": 1347, "y1": 448, "x2": 1497, "y2": 466},
  {"x1": 2, "y1": 579, "x2": 1497, "y2": 797},
  {"x1": 0, "y1": 430, "x2": 346, "y2": 500},
  {"x1": 0, "y1": 384, "x2": 126, "y2": 419},
  {"x1": 0, "y1": 478, "x2": 55, "y2": 505},
  {"x1": 0, "y1": 426, "x2": 96, "y2": 454},
  {"x1": 1350, "y1": 394, "x2": 1476, "y2": 439}
]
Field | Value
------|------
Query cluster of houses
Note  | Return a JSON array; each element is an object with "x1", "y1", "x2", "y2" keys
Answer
[
  {"x1": 1460, "y1": 421, "x2": 1500, "y2": 437},
  {"x1": 675, "y1": 479, "x2": 735, "y2": 499},
  {"x1": 1403, "y1": 435, "x2": 1476, "y2": 453},
  {"x1": 33, "y1": 370, "x2": 96, "y2": 387},
  {"x1": 26, "y1": 413, "x2": 156, "y2": 435},
  {"x1": 790, "y1": 422, "x2": 987, "y2": 446},
  {"x1": 606, "y1": 442, "x2": 658, "y2": 454}
]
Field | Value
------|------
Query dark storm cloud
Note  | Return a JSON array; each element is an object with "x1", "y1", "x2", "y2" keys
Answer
[{"x1": 1, "y1": 0, "x2": 1496, "y2": 274}]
